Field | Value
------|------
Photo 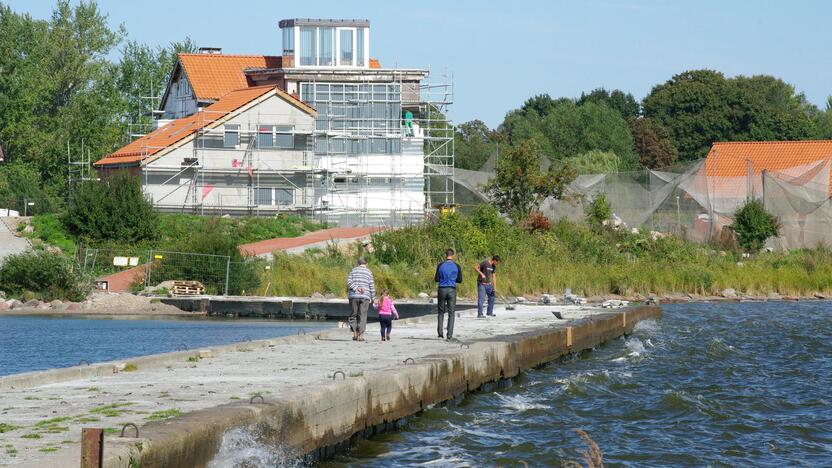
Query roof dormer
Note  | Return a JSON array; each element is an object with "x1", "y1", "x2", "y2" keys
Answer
[{"x1": 278, "y1": 18, "x2": 370, "y2": 69}]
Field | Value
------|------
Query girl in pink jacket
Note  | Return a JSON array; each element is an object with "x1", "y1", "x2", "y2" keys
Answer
[{"x1": 376, "y1": 290, "x2": 399, "y2": 341}]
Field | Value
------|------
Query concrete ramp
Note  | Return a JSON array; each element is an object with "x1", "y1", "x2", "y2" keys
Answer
[{"x1": 0, "y1": 217, "x2": 29, "y2": 262}]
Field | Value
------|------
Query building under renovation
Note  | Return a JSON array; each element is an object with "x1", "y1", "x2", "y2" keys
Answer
[{"x1": 94, "y1": 18, "x2": 454, "y2": 226}]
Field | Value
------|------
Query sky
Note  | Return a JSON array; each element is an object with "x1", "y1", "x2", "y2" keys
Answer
[{"x1": 5, "y1": 0, "x2": 832, "y2": 127}]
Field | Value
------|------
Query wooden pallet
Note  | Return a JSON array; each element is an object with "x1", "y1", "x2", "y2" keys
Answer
[{"x1": 170, "y1": 281, "x2": 205, "y2": 296}]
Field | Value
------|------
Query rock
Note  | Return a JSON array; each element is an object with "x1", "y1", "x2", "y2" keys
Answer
[
  {"x1": 323, "y1": 293, "x2": 337, "y2": 299},
  {"x1": 587, "y1": 295, "x2": 604, "y2": 303},
  {"x1": 22, "y1": 224, "x2": 34, "y2": 233},
  {"x1": 36, "y1": 301, "x2": 51, "y2": 310},
  {"x1": 0, "y1": 290, "x2": 5, "y2": 299},
  {"x1": 44, "y1": 245, "x2": 62, "y2": 254},
  {"x1": 310, "y1": 292, "x2": 324, "y2": 299},
  {"x1": 50, "y1": 299, "x2": 63, "y2": 307},
  {"x1": 52, "y1": 303, "x2": 70, "y2": 311},
  {"x1": 417, "y1": 292, "x2": 429, "y2": 299},
  {"x1": 814, "y1": 292, "x2": 826, "y2": 299},
  {"x1": 0, "y1": 302, "x2": 9, "y2": 311},
  {"x1": 112, "y1": 363, "x2": 127, "y2": 373},
  {"x1": 767, "y1": 292, "x2": 781, "y2": 300},
  {"x1": 66, "y1": 303, "x2": 81, "y2": 311},
  {"x1": 23, "y1": 299, "x2": 39, "y2": 308},
  {"x1": 197, "y1": 349, "x2": 214, "y2": 359},
  {"x1": 720, "y1": 288, "x2": 737, "y2": 298},
  {"x1": 10, "y1": 300, "x2": 23, "y2": 309}
]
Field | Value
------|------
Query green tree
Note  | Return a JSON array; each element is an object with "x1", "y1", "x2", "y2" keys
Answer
[
  {"x1": 585, "y1": 193, "x2": 612, "y2": 229},
  {"x1": 64, "y1": 172, "x2": 158, "y2": 242},
  {"x1": 814, "y1": 96, "x2": 832, "y2": 139},
  {"x1": 565, "y1": 150, "x2": 623, "y2": 174},
  {"x1": 578, "y1": 88, "x2": 640, "y2": 119},
  {"x1": 487, "y1": 140, "x2": 576, "y2": 222},
  {"x1": 731, "y1": 199, "x2": 780, "y2": 253},
  {"x1": 628, "y1": 117, "x2": 678, "y2": 169},
  {"x1": 642, "y1": 70, "x2": 734, "y2": 161},
  {"x1": 541, "y1": 101, "x2": 637, "y2": 164},
  {"x1": 455, "y1": 120, "x2": 497, "y2": 170}
]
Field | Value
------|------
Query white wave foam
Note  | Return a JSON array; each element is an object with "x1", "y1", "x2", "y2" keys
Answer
[
  {"x1": 633, "y1": 319, "x2": 660, "y2": 333},
  {"x1": 209, "y1": 427, "x2": 300, "y2": 468},
  {"x1": 625, "y1": 337, "x2": 646, "y2": 356},
  {"x1": 495, "y1": 393, "x2": 549, "y2": 412}
]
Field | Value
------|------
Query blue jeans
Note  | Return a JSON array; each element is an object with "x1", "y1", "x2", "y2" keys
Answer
[{"x1": 477, "y1": 283, "x2": 495, "y2": 317}]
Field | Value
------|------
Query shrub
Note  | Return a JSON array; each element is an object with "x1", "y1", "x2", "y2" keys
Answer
[
  {"x1": 0, "y1": 251, "x2": 90, "y2": 301},
  {"x1": 64, "y1": 172, "x2": 158, "y2": 243},
  {"x1": 731, "y1": 199, "x2": 780, "y2": 252},
  {"x1": 585, "y1": 193, "x2": 612, "y2": 228},
  {"x1": 520, "y1": 211, "x2": 551, "y2": 233}
]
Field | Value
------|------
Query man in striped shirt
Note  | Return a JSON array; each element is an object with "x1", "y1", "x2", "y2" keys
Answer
[{"x1": 347, "y1": 257, "x2": 375, "y2": 341}]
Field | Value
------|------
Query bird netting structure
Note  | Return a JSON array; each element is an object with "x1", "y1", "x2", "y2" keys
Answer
[{"x1": 451, "y1": 158, "x2": 832, "y2": 250}]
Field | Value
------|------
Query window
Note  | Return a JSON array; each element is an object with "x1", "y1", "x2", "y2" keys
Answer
[
  {"x1": 276, "y1": 189, "x2": 293, "y2": 206},
  {"x1": 282, "y1": 27, "x2": 294, "y2": 54},
  {"x1": 258, "y1": 126, "x2": 294, "y2": 149},
  {"x1": 223, "y1": 124, "x2": 239, "y2": 148},
  {"x1": 256, "y1": 188, "x2": 294, "y2": 206},
  {"x1": 319, "y1": 27, "x2": 334, "y2": 66},
  {"x1": 339, "y1": 29, "x2": 354, "y2": 65},
  {"x1": 299, "y1": 27, "x2": 316, "y2": 66},
  {"x1": 356, "y1": 28, "x2": 365, "y2": 66}
]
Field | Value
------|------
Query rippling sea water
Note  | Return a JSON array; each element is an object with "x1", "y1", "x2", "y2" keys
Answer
[
  {"x1": 0, "y1": 316, "x2": 333, "y2": 376},
  {"x1": 325, "y1": 301, "x2": 832, "y2": 467}
]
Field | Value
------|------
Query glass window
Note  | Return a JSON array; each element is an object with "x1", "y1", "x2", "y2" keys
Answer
[
  {"x1": 276, "y1": 125, "x2": 294, "y2": 149},
  {"x1": 319, "y1": 27, "x2": 334, "y2": 66},
  {"x1": 300, "y1": 27, "x2": 316, "y2": 66},
  {"x1": 356, "y1": 28, "x2": 365, "y2": 66},
  {"x1": 282, "y1": 27, "x2": 294, "y2": 54},
  {"x1": 258, "y1": 125, "x2": 274, "y2": 148},
  {"x1": 276, "y1": 189, "x2": 293, "y2": 206},
  {"x1": 255, "y1": 188, "x2": 272, "y2": 205},
  {"x1": 339, "y1": 29, "x2": 353, "y2": 65},
  {"x1": 223, "y1": 124, "x2": 239, "y2": 148}
]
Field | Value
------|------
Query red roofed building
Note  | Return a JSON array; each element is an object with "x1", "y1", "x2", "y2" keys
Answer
[{"x1": 100, "y1": 18, "x2": 452, "y2": 225}]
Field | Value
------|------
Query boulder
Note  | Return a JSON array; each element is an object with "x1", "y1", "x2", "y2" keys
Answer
[
  {"x1": 720, "y1": 288, "x2": 737, "y2": 298},
  {"x1": 50, "y1": 299, "x2": 63, "y2": 307},
  {"x1": 310, "y1": 292, "x2": 324, "y2": 299},
  {"x1": 10, "y1": 300, "x2": 23, "y2": 309},
  {"x1": 767, "y1": 292, "x2": 781, "y2": 300},
  {"x1": 22, "y1": 224, "x2": 34, "y2": 233},
  {"x1": 23, "y1": 299, "x2": 39, "y2": 308},
  {"x1": 814, "y1": 292, "x2": 827, "y2": 299},
  {"x1": 417, "y1": 292, "x2": 429, "y2": 299},
  {"x1": 197, "y1": 349, "x2": 214, "y2": 359},
  {"x1": 0, "y1": 302, "x2": 9, "y2": 311},
  {"x1": 66, "y1": 302, "x2": 81, "y2": 311}
]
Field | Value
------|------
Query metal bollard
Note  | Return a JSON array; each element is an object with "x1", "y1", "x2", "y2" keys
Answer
[{"x1": 81, "y1": 428, "x2": 104, "y2": 468}]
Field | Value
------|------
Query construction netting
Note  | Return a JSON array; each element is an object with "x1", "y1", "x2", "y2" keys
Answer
[{"x1": 452, "y1": 158, "x2": 832, "y2": 250}]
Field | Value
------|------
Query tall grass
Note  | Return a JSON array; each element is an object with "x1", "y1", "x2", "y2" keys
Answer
[{"x1": 261, "y1": 206, "x2": 832, "y2": 299}]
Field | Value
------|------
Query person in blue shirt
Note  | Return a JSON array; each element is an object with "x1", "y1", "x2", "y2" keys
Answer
[{"x1": 434, "y1": 248, "x2": 463, "y2": 339}]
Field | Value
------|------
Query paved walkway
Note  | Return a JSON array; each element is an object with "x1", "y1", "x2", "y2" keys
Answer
[
  {"x1": 0, "y1": 217, "x2": 29, "y2": 262},
  {"x1": 0, "y1": 304, "x2": 612, "y2": 467},
  {"x1": 238, "y1": 226, "x2": 382, "y2": 257}
]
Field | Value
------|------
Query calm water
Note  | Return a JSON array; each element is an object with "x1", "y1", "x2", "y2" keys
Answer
[
  {"x1": 0, "y1": 316, "x2": 333, "y2": 376},
  {"x1": 326, "y1": 301, "x2": 832, "y2": 467}
]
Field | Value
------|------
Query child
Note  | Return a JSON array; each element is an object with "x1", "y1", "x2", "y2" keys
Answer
[{"x1": 376, "y1": 290, "x2": 399, "y2": 341}]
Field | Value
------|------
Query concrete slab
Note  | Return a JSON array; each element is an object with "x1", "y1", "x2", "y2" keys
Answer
[{"x1": 0, "y1": 304, "x2": 657, "y2": 467}]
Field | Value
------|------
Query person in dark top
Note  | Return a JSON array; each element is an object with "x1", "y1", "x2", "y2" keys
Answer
[
  {"x1": 434, "y1": 248, "x2": 463, "y2": 339},
  {"x1": 475, "y1": 255, "x2": 501, "y2": 317}
]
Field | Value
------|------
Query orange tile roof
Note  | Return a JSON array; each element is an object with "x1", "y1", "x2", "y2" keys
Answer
[
  {"x1": 369, "y1": 58, "x2": 381, "y2": 69},
  {"x1": 178, "y1": 54, "x2": 282, "y2": 101},
  {"x1": 96, "y1": 85, "x2": 314, "y2": 167},
  {"x1": 704, "y1": 140, "x2": 832, "y2": 194}
]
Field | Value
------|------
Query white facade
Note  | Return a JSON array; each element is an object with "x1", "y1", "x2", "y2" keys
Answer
[{"x1": 160, "y1": 68, "x2": 198, "y2": 119}]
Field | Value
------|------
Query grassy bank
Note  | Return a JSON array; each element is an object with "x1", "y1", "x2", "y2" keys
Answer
[
  {"x1": 262, "y1": 207, "x2": 832, "y2": 299},
  {"x1": 20, "y1": 213, "x2": 323, "y2": 254}
]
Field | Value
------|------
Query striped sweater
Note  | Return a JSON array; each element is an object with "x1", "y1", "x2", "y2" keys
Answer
[{"x1": 346, "y1": 265, "x2": 375, "y2": 300}]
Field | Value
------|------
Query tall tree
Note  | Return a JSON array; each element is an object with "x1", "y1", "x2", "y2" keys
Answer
[
  {"x1": 540, "y1": 100, "x2": 636, "y2": 164},
  {"x1": 628, "y1": 117, "x2": 678, "y2": 169},
  {"x1": 454, "y1": 119, "x2": 497, "y2": 171},
  {"x1": 487, "y1": 139, "x2": 575, "y2": 222},
  {"x1": 578, "y1": 88, "x2": 640, "y2": 119}
]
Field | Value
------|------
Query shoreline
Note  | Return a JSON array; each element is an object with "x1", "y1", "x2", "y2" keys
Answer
[{"x1": 0, "y1": 292, "x2": 827, "y2": 318}]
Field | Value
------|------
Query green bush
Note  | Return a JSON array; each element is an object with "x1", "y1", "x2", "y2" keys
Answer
[
  {"x1": 23, "y1": 214, "x2": 77, "y2": 254},
  {"x1": 0, "y1": 251, "x2": 90, "y2": 301},
  {"x1": 63, "y1": 172, "x2": 158, "y2": 243},
  {"x1": 585, "y1": 193, "x2": 612, "y2": 228},
  {"x1": 731, "y1": 199, "x2": 780, "y2": 252}
]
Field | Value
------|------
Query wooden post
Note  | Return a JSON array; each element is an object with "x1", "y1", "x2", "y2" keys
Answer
[{"x1": 81, "y1": 428, "x2": 104, "y2": 468}]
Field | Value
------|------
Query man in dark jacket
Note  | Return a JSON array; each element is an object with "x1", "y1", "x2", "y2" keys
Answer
[{"x1": 434, "y1": 248, "x2": 463, "y2": 339}]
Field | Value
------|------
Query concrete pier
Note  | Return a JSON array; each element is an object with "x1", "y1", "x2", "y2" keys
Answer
[{"x1": 0, "y1": 304, "x2": 660, "y2": 467}]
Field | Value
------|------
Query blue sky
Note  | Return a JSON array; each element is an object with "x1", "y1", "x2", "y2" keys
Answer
[{"x1": 6, "y1": 0, "x2": 832, "y2": 127}]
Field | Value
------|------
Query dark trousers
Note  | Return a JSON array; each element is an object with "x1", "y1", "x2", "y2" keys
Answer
[
  {"x1": 437, "y1": 287, "x2": 457, "y2": 338},
  {"x1": 379, "y1": 315, "x2": 393, "y2": 338},
  {"x1": 349, "y1": 298, "x2": 370, "y2": 334},
  {"x1": 477, "y1": 283, "x2": 495, "y2": 316}
]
